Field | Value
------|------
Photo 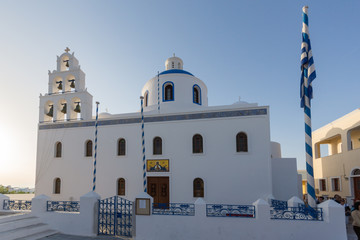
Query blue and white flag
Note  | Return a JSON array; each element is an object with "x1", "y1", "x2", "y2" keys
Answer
[{"x1": 300, "y1": 6, "x2": 316, "y2": 108}]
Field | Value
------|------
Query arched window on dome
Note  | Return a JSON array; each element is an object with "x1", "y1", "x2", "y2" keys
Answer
[
  {"x1": 163, "y1": 82, "x2": 174, "y2": 102},
  {"x1": 144, "y1": 92, "x2": 149, "y2": 107},
  {"x1": 118, "y1": 138, "x2": 126, "y2": 156},
  {"x1": 193, "y1": 178, "x2": 204, "y2": 197},
  {"x1": 236, "y1": 132, "x2": 248, "y2": 152},
  {"x1": 55, "y1": 142, "x2": 62, "y2": 158},
  {"x1": 193, "y1": 134, "x2": 203, "y2": 154},
  {"x1": 54, "y1": 178, "x2": 61, "y2": 194},
  {"x1": 117, "y1": 178, "x2": 125, "y2": 196},
  {"x1": 85, "y1": 140, "x2": 93, "y2": 157},
  {"x1": 193, "y1": 85, "x2": 201, "y2": 105},
  {"x1": 153, "y1": 137, "x2": 162, "y2": 155}
]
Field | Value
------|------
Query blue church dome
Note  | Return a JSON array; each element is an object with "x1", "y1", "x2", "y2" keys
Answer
[{"x1": 159, "y1": 69, "x2": 194, "y2": 76}]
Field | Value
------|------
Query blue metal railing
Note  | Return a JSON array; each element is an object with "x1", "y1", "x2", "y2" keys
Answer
[
  {"x1": 152, "y1": 203, "x2": 195, "y2": 216},
  {"x1": 270, "y1": 206, "x2": 323, "y2": 221},
  {"x1": 47, "y1": 201, "x2": 80, "y2": 212},
  {"x1": 3, "y1": 199, "x2": 31, "y2": 211},
  {"x1": 206, "y1": 204, "x2": 255, "y2": 218},
  {"x1": 270, "y1": 199, "x2": 288, "y2": 209}
]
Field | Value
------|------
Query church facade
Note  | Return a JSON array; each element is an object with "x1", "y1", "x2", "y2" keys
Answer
[{"x1": 35, "y1": 49, "x2": 300, "y2": 204}]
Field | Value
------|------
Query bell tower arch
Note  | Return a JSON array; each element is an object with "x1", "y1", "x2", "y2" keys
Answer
[{"x1": 39, "y1": 48, "x2": 93, "y2": 123}]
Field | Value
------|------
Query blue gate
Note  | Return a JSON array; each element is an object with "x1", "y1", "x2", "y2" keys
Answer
[{"x1": 98, "y1": 196, "x2": 133, "y2": 237}]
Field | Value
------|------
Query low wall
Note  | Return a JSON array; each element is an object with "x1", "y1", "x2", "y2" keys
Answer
[
  {"x1": 30, "y1": 191, "x2": 100, "y2": 237},
  {"x1": 135, "y1": 195, "x2": 347, "y2": 240}
]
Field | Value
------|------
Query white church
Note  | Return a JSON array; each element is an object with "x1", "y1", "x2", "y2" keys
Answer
[{"x1": 35, "y1": 49, "x2": 301, "y2": 204}]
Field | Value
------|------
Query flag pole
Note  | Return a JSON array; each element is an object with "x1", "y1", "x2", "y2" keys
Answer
[
  {"x1": 93, "y1": 101, "x2": 100, "y2": 191},
  {"x1": 140, "y1": 96, "x2": 147, "y2": 192},
  {"x1": 157, "y1": 71, "x2": 160, "y2": 112},
  {"x1": 300, "y1": 6, "x2": 316, "y2": 208}
]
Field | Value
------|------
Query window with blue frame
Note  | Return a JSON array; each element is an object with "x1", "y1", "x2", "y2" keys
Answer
[
  {"x1": 163, "y1": 82, "x2": 174, "y2": 101},
  {"x1": 193, "y1": 85, "x2": 201, "y2": 105}
]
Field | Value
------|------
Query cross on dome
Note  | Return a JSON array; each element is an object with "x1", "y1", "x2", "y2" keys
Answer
[{"x1": 65, "y1": 47, "x2": 70, "y2": 53}]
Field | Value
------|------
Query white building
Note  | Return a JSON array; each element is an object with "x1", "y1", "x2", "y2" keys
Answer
[{"x1": 35, "y1": 49, "x2": 300, "y2": 204}]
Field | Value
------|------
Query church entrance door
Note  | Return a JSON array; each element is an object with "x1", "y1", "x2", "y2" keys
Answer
[
  {"x1": 147, "y1": 177, "x2": 169, "y2": 207},
  {"x1": 354, "y1": 177, "x2": 360, "y2": 201}
]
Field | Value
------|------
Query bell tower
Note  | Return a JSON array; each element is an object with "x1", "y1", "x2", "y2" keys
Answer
[{"x1": 39, "y1": 48, "x2": 93, "y2": 123}]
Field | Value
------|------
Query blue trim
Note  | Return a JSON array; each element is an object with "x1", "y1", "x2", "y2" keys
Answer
[
  {"x1": 162, "y1": 81, "x2": 174, "y2": 102},
  {"x1": 159, "y1": 69, "x2": 194, "y2": 76},
  {"x1": 192, "y1": 84, "x2": 202, "y2": 105},
  {"x1": 39, "y1": 108, "x2": 268, "y2": 130}
]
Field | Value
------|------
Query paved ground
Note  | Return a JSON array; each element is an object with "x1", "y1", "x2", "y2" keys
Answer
[
  {"x1": 38, "y1": 217, "x2": 358, "y2": 240},
  {"x1": 39, "y1": 234, "x2": 130, "y2": 240}
]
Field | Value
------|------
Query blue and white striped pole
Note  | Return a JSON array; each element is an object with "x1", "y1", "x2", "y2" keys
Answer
[
  {"x1": 300, "y1": 6, "x2": 317, "y2": 208},
  {"x1": 140, "y1": 96, "x2": 147, "y2": 192},
  {"x1": 157, "y1": 71, "x2": 160, "y2": 112},
  {"x1": 93, "y1": 101, "x2": 100, "y2": 191}
]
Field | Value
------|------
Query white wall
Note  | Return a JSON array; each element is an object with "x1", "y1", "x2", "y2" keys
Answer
[
  {"x1": 135, "y1": 196, "x2": 346, "y2": 240},
  {"x1": 36, "y1": 106, "x2": 274, "y2": 205},
  {"x1": 271, "y1": 158, "x2": 301, "y2": 200}
]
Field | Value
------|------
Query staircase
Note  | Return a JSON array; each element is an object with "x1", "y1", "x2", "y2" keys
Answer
[{"x1": 0, "y1": 213, "x2": 57, "y2": 240}]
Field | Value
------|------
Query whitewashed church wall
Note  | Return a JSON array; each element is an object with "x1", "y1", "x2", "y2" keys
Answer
[
  {"x1": 36, "y1": 107, "x2": 275, "y2": 203},
  {"x1": 271, "y1": 158, "x2": 301, "y2": 200}
]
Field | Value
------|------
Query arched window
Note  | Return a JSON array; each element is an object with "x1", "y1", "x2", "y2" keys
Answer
[
  {"x1": 193, "y1": 134, "x2": 203, "y2": 153},
  {"x1": 153, "y1": 137, "x2": 162, "y2": 155},
  {"x1": 144, "y1": 92, "x2": 149, "y2": 107},
  {"x1": 193, "y1": 85, "x2": 201, "y2": 105},
  {"x1": 55, "y1": 142, "x2": 62, "y2": 158},
  {"x1": 85, "y1": 140, "x2": 93, "y2": 157},
  {"x1": 117, "y1": 178, "x2": 125, "y2": 196},
  {"x1": 353, "y1": 169, "x2": 360, "y2": 175},
  {"x1": 54, "y1": 178, "x2": 61, "y2": 194},
  {"x1": 163, "y1": 82, "x2": 174, "y2": 101},
  {"x1": 118, "y1": 138, "x2": 126, "y2": 156},
  {"x1": 236, "y1": 132, "x2": 248, "y2": 152},
  {"x1": 193, "y1": 178, "x2": 204, "y2": 197}
]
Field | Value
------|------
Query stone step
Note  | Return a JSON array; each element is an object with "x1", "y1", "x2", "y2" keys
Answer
[
  {"x1": 0, "y1": 213, "x2": 32, "y2": 224},
  {"x1": 0, "y1": 216, "x2": 41, "y2": 232},
  {"x1": 0, "y1": 223, "x2": 50, "y2": 240},
  {"x1": 15, "y1": 229, "x2": 58, "y2": 240}
]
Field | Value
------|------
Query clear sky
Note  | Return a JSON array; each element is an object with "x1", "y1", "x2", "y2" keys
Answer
[{"x1": 0, "y1": 0, "x2": 359, "y2": 188}]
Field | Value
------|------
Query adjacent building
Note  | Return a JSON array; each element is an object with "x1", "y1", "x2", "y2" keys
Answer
[{"x1": 313, "y1": 109, "x2": 360, "y2": 202}]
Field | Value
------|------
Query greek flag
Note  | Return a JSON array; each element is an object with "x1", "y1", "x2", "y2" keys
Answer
[{"x1": 300, "y1": 6, "x2": 316, "y2": 108}]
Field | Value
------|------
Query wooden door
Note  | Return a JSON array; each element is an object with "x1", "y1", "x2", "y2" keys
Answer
[
  {"x1": 354, "y1": 177, "x2": 360, "y2": 201},
  {"x1": 147, "y1": 177, "x2": 169, "y2": 206}
]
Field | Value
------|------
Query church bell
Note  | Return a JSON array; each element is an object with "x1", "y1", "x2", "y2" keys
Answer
[
  {"x1": 61, "y1": 103, "x2": 67, "y2": 114},
  {"x1": 46, "y1": 105, "x2": 54, "y2": 117},
  {"x1": 74, "y1": 102, "x2": 81, "y2": 113},
  {"x1": 68, "y1": 79, "x2": 75, "y2": 88},
  {"x1": 63, "y1": 60, "x2": 69, "y2": 68},
  {"x1": 56, "y1": 81, "x2": 63, "y2": 90}
]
